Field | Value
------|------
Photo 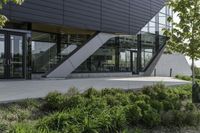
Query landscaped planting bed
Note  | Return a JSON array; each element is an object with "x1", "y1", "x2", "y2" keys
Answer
[{"x1": 0, "y1": 84, "x2": 199, "y2": 133}]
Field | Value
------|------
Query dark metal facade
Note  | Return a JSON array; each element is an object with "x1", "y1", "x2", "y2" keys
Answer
[{"x1": 1, "y1": 0, "x2": 166, "y2": 34}]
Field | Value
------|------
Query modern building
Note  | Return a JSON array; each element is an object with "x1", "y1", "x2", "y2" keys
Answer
[{"x1": 0, "y1": 0, "x2": 171, "y2": 79}]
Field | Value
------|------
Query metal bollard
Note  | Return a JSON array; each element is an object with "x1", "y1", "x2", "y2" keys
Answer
[
  {"x1": 170, "y1": 68, "x2": 172, "y2": 77},
  {"x1": 154, "y1": 69, "x2": 156, "y2": 77}
]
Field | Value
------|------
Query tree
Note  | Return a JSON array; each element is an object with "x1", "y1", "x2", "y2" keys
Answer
[
  {"x1": 0, "y1": 0, "x2": 24, "y2": 27},
  {"x1": 164, "y1": 0, "x2": 200, "y2": 85}
]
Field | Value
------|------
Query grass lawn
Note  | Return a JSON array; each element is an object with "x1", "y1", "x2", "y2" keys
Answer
[{"x1": 0, "y1": 83, "x2": 200, "y2": 133}]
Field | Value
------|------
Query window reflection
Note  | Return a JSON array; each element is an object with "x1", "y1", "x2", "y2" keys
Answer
[
  {"x1": 31, "y1": 31, "x2": 92, "y2": 73},
  {"x1": 141, "y1": 33, "x2": 156, "y2": 69},
  {"x1": 141, "y1": 6, "x2": 172, "y2": 35},
  {"x1": 10, "y1": 35, "x2": 23, "y2": 78}
]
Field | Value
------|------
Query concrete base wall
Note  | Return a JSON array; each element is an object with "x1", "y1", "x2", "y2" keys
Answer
[
  {"x1": 67, "y1": 72, "x2": 133, "y2": 79},
  {"x1": 152, "y1": 54, "x2": 192, "y2": 77}
]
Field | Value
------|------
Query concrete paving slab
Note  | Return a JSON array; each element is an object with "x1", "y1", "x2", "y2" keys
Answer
[{"x1": 0, "y1": 77, "x2": 190, "y2": 102}]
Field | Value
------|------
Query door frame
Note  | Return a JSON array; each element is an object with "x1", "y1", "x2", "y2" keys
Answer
[
  {"x1": 0, "y1": 30, "x2": 26, "y2": 79},
  {"x1": 130, "y1": 50, "x2": 138, "y2": 75}
]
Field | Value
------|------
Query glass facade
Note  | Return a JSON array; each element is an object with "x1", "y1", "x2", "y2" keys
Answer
[
  {"x1": 141, "y1": 33, "x2": 156, "y2": 69},
  {"x1": 31, "y1": 31, "x2": 93, "y2": 73},
  {"x1": 32, "y1": 32, "x2": 57, "y2": 73},
  {"x1": 74, "y1": 36, "x2": 138, "y2": 73},
  {"x1": 0, "y1": 5, "x2": 172, "y2": 79},
  {"x1": 141, "y1": 6, "x2": 172, "y2": 35},
  {"x1": 74, "y1": 6, "x2": 171, "y2": 74},
  {"x1": 29, "y1": 6, "x2": 171, "y2": 75}
]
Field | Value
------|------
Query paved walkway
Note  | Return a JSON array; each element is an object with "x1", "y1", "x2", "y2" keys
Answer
[{"x1": 0, "y1": 77, "x2": 190, "y2": 102}]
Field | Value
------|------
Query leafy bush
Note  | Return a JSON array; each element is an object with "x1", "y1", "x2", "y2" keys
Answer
[
  {"x1": 142, "y1": 108, "x2": 161, "y2": 128},
  {"x1": 175, "y1": 74, "x2": 192, "y2": 81},
  {"x1": 83, "y1": 88, "x2": 100, "y2": 98},
  {"x1": 1, "y1": 83, "x2": 199, "y2": 132},
  {"x1": 0, "y1": 123, "x2": 8, "y2": 133},
  {"x1": 43, "y1": 91, "x2": 67, "y2": 111},
  {"x1": 125, "y1": 104, "x2": 142, "y2": 126},
  {"x1": 150, "y1": 100, "x2": 164, "y2": 113},
  {"x1": 65, "y1": 95, "x2": 85, "y2": 109}
]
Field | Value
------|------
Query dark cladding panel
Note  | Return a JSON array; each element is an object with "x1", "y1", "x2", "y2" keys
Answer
[
  {"x1": 0, "y1": 4, "x2": 10, "y2": 19},
  {"x1": 1, "y1": 0, "x2": 167, "y2": 34},
  {"x1": 102, "y1": 0, "x2": 130, "y2": 33},
  {"x1": 64, "y1": 0, "x2": 101, "y2": 30},
  {"x1": 10, "y1": 0, "x2": 63, "y2": 25},
  {"x1": 130, "y1": 0, "x2": 151, "y2": 34},
  {"x1": 151, "y1": 0, "x2": 166, "y2": 13}
]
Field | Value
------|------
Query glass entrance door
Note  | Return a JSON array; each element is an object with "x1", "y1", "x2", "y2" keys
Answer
[
  {"x1": 130, "y1": 51, "x2": 138, "y2": 74},
  {"x1": 0, "y1": 31, "x2": 25, "y2": 79},
  {"x1": 9, "y1": 34, "x2": 24, "y2": 78}
]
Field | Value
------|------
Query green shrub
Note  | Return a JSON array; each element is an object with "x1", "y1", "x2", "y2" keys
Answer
[
  {"x1": 9, "y1": 123, "x2": 39, "y2": 133},
  {"x1": 36, "y1": 112, "x2": 68, "y2": 131},
  {"x1": 185, "y1": 102, "x2": 197, "y2": 111},
  {"x1": 0, "y1": 123, "x2": 8, "y2": 133},
  {"x1": 125, "y1": 104, "x2": 142, "y2": 126},
  {"x1": 172, "y1": 110, "x2": 187, "y2": 127},
  {"x1": 66, "y1": 87, "x2": 79, "y2": 96},
  {"x1": 83, "y1": 88, "x2": 100, "y2": 98},
  {"x1": 109, "y1": 106, "x2": 127, "y2": 132},
  {"x1": 161, "y1": 111, "x2": 175, "y2": 127},
  {"x1": 43, "y1": 91, "x2": 67, "y2": 111},
  {"x1": 184, "y1": 111, "x2": 200, "y2": 126},
  {"x1": 96, "y1": 106, "x2": 126, "y2": 133},
  {"x1": 65, "y1": 95, "x2": 85, "y2": 109},
  {"x1": 162, "y1": 101, "x2": 174, "y2": 111},
  {"x1": 175, "y1": 74, "x2": 191, "y2": 81},
  {"x1": 150, "y1": 100, "x2": 164, "y2": 112},
  {"x1": 142, "y1": 108, "x2": 161, "y2": 127},
  {"x1": 130, "y1": 94, "x2": 150, "y2": 103},
  {"x1": 101, "y1": 88, "x2": 124, "y2": 96},
  {"x1": 104, "y1": 95, "x2": 121, "y2": 107},
  {"x1": 0, "y1": 84, "x2": 196, "y2": 132},
  {"x1": 37, "y1": 108, "x2": 86, "y2": 132},
  {"x1": 135, "y1": 100, "x2": 151, "y2": 111}
]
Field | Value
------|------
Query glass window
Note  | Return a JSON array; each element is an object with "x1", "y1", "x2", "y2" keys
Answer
[
  {"x1": 141, "y1": 24, "x2": 148, "y2": 32},
  {"x1": 31, "y1": 31, "x2": 93, "y2": 73},
  {"x1": 141, "y1": 33, "x2": 156, "y2": 69},
  {"x1": 75, "y1": 36, "x2": 138, "y2": 73},
  {"x1": 160, "y1": 6, "x2": 166, "y2": 14},
  {"x1": 159, "y1": 13, "x2": 167, "y2": 25},
  {"x1": 151, "y1": 16, "x2": 156, "y2": 22},
  {"x1": 10, "y1": 35, "x2": 23, "y2": 78},
  {"x1": 32, "y1": 32, "x2": 57, "y2": 73}
]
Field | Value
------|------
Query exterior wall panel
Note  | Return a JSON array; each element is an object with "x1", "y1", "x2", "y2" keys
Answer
[{"x1": 1, "y1": 0, "x2": 167, "y2": 34}]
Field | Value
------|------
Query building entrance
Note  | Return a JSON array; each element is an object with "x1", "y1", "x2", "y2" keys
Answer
[{"x1": 0, "y1": 30, "x2": 28, "y2": 79}]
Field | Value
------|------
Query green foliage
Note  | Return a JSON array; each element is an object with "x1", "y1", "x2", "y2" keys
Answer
[
  {"x1": 43, "y1": 91, "x2": 67, "y2": 111},
  {"x1": 194, "y1": 67, "x2": 200, "y2": 78},
  {"x1": 164, "y1": 0, "x2": 200, "y2": 60},
  {"x1": 142, "y1": 108, "x2": 161, "y2": 128},
  {"x1": 175, "y1": 74, "x2": 192, "y2": 81},
  {"x1": 125, "y1": 104, "x2": 142, "y2": 126},
  {"x1": 164, "y1": 0, "x2": 200, "y2": 84},
  {"x1": 0, "y1": 123, "x2": 8, "y2": 133},
  {"x1": 0, "y1": 83, "x2": 198, "y2": 132},
  {"x1": 83, "y1": 88, "x2": 100, "y2": 98}
]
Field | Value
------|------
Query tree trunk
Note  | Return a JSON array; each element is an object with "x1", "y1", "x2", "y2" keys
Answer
[{"x1": 192, "y1": 58, "x2": 195, "y2": 86}]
